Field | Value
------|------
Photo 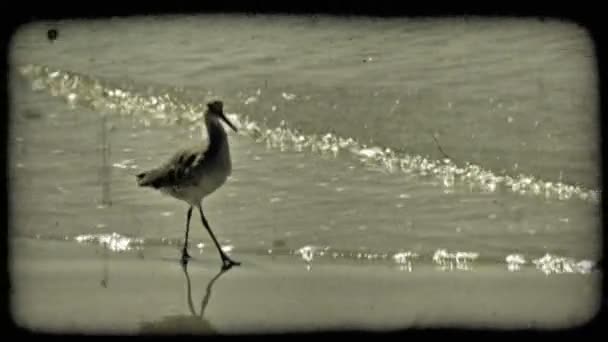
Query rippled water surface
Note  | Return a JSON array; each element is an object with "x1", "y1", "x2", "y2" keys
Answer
[{"x1": 8, "y1": 15, "x2": 601, "y2": 275}]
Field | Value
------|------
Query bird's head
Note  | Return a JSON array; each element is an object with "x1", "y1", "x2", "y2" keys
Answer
[{"x1": 206, "y1": 100, "x2": 238, "y2": 132}]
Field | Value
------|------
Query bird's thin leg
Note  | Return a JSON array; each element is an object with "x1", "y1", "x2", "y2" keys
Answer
[
  {"x1": 181, "y1": 206, "x2": 193, "y2": 265},
  {"x1": 197, "y1": 203, "x2": 241, "y2": 270}
]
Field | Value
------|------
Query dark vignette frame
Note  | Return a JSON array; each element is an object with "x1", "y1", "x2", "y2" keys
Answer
[{"x1": 1, "y1": 3, "x2": 605, "y2": 341}]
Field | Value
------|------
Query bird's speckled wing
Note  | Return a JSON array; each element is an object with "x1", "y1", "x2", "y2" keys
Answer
[{"x1": 136, "y1": 143, "x2": 207, "y2": 189}]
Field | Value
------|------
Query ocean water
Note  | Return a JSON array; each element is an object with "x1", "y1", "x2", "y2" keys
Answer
[{"x1": 8, "y1": 15, "x2": 601, "y2": 274}]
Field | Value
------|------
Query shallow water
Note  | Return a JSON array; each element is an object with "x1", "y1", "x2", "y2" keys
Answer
[
  {"x1": 8, "y1": 16, "x2": 601, "y2": 276},
  {"x1": 11, "y1": 238, "x2": 601, "y2": 333}
]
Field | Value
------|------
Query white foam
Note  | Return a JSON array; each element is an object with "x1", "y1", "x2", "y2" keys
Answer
[
  {"x1": 18, "y1": 63, "x2": 601, "y2": 205},
  {"x1": 74, "y1": 232, "x2": 144, "y2": 252}
]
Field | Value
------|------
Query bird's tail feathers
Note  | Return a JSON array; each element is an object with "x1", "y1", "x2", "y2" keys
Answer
[{"x1": 136, "y1": 169, "x2": 165, "y2": 188}]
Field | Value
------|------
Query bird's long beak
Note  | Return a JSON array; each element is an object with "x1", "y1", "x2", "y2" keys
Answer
[{"x1": 219, "y1": 111, "x2": 238, "y2": 132}]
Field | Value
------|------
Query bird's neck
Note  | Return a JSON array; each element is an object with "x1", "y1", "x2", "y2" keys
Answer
[{"x1": 204, "y1": 117, "x2": 227, "y2": 156}]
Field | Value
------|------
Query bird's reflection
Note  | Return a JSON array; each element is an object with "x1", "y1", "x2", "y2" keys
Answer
[
  {"x1": 183, "y1": 264, "x2": 229, "y2": 319},
  {"x1": 139, "y1": 264, "x2": 231, "y2": 334}
]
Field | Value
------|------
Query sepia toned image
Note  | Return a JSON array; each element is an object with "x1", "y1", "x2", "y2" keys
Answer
[{"x1": 7, "y1": 14, "x2": 601, "y2": 334}]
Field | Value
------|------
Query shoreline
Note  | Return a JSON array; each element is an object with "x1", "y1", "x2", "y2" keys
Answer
[{"x1": 9, "y1": 237, "x2": 600, "y2": 334}]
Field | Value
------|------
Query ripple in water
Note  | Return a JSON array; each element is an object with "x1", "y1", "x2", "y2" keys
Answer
[
  {"x1": 74, "y1": 232, "x2": 144, "y2": 252},
  {"x1": 295, "y1": 245, "x2": 330, "y2": 271},
  {"x1": 28, "y1": 231, "x2": 597, "y2": 275},
  {"x1": 505, "y1": 254, "x2": 526, "y2": 272},
  {"x1": 432, "y1": 249, "x2": 479, "y2": 271},
  {"x1": 531, "y1": 253, "x2": 595, "y2": 275},
  {"x1": 392, "y1": 251, "x2": 419, "y2": 272},
  {"x1": 112, "y1": 158, "x2": 138, "y2": 170}
]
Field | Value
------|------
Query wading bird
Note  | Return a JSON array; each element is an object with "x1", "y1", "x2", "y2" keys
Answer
[{"x1": 136, "y1": 100, "x2": 240, "y2": 270}]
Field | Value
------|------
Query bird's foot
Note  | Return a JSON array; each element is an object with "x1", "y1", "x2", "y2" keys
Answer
[{"x1": 222, "y1": 257, "x2": 241, "y2": 270}]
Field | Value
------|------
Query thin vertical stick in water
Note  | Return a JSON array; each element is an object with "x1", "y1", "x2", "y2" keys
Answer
[
  {"x1": 100, "y1": 241, "x2": 109, "y2": 288},
  {"x1": 100, "y1": 114, "x2": 112, "y2": 206},
  {"x1": 431, "y1": 133, "x2": 456, "y2": 163}
]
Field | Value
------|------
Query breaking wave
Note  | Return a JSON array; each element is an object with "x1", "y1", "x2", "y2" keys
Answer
[{"x1": 16, "y1": 63, "x2": 601, "y2": 204}]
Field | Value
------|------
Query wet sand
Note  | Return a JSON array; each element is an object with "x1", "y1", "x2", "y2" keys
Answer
[{"x1": 10, "y1": 238, "x2": 600, "y2": 335}]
